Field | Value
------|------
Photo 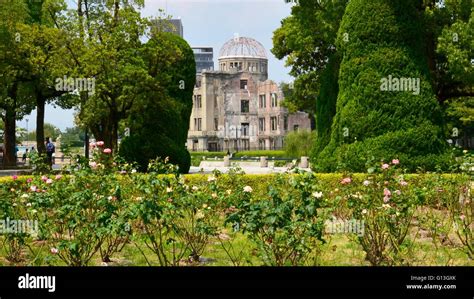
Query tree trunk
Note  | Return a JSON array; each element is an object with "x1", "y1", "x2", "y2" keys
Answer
[
  {"x1": 91, "y1": 120, "x2": 116, "y2": 152},
  {"x1": 84, "y1": 128, "x2": 89, "y2": 159},
  {"x1": 3, "y1": 107, "x2": 17, "y2": 168},
  {"x1": 36, "y1": 96, "x2": 46, "y2": 154}
]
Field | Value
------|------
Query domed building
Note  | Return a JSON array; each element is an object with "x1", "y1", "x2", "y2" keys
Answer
[
  {"x1": 218, "y1": 37, "x2": 268, "y2": 78},
  {"x1": 187, "y1": 36, "x2": 310, "y2": 152}
]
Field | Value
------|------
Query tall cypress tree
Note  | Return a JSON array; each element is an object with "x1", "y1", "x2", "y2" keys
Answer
[{"x1": 315, "y1": 0, "x2": 448, "y2": 172}]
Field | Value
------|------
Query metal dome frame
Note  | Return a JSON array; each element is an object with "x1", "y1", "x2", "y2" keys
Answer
[{"x1": 219, "y1": 36, "x2": 267, "y2": 59}]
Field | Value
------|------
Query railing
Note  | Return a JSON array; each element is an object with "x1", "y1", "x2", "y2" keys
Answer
[{"x1": 0, "y1": 156, "x2": 74, "y2": 169}]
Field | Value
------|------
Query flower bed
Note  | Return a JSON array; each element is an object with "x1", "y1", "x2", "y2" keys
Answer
[{"x1": 0, "y1": 154, "x2": 472, "y2": 266}]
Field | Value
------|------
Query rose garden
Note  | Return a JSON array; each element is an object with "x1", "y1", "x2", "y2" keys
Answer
[{"x1": 0, "y1": 142, "x2": 472, "y2": 266}]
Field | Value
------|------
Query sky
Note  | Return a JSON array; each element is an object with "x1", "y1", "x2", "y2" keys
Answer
[{"x1": 16, "y1": 0, "x2": 294, "y2": 132}]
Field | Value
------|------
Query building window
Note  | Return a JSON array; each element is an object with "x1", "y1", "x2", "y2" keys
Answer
[
  {"x1": 240, "y1": 79, "x2": 248, "y2": 90},
  {"x1": 259, "y1": 139, "x2": 266, "y2": 150},
  {"x1": 271, "y1": 116, "x2": 277, "y2": 131},
  {"x1": 241, "y1": 139, "x2": 250, "y2": 151},
  {"x1": 284, "y1": 115, "x2": 288, "y2": 131},
  {"x1": 259, "y1": 118, "x2": 266, "y2": 132},
  {"x1": 241, "y1": 123, "x2": 249, "y2": 136},
  {"x1": 293, "y1": 124, "x2": 299, "y2": 131},
  {"x1": 271, "y1": 93, "x2": 277, "y2": 107},
  {"x1": 195, "y1": 80, "x2": 201, "y2": 88},
  {"x1": 259, "y1": 94, "x2": 266, "y2": 108},
  {"x1": 195, "y1": 118, "x2": 202, "y2": 131},
  {"x1": 214, "y1": 118, "x2": 218, "y2": 131},
  {"x1": 241, "y1": 100, "x2": 249, "y2": 113},
  {"x1": 214, "y1": 96, "x2": 218, "y2": 108},
  {"x1": 195, "y1": 95, "x2": 202, "y2": 108}
]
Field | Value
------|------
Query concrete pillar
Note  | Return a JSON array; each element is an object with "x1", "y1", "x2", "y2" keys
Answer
[
  {"x1": 224, "y1": 155, "x2": 230, "y2": 167},
  {"x1": 260, "y1": 156, "x2": 268, "y2": 168},
  {"x1": 300, "y1": 156, "x2": 309, "y2": 168}
]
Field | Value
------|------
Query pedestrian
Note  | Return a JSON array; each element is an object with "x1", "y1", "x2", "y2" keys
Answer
[
  {"x1": 22, "y1": 148, "x2": 28, "y2": 163},
  {"x1": 45, "y1": 137, "x2": 55, "y2": 168}
]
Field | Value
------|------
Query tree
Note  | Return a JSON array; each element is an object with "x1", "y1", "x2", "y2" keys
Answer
[
  {"x1": 0, "y1": 0, "x2": 36, "y2": 167},
  {"x1": 22, "y1": 0, "x2": 75, "y2": 154},
  {"x1": 119, "y1": 31, "x2": 196, "y2": 173},
  {"x1": 315, "y1": 0, "x2": 448, "y2": 172},
  {"x1": 27, "y1": 123, "x2": 61, "y2": 142},
  {"x1": 434, "y1": 3, "x2": 473, "y2": 148},
  {"x1": 69, "y1": 0, "x2": 148, "y2": 152},
  {"x1": 60, "y1": 126, "x2": 85, "y2": 148},
  {"x1": 272, "y1": 0, "x2": 348, "y2": 152}
]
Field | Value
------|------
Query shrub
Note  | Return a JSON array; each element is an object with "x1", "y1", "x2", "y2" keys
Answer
[
  {"x1": 284, "y1": 130, "x2": 315, "y2": 158},
  {"x1": 226, "y1": 170, "x2": 327, "y2": 266}
]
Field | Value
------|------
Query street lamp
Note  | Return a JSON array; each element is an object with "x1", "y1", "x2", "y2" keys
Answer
[{"x1": 25, "y1": 119, "x2": 28, "y2": 148}]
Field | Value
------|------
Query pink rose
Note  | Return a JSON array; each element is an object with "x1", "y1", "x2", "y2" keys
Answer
[
  {"x1": 383, "y1": 188, "x2": 391, "y2": 197},
  {"x1": 400, "y1": 181, "x2": 408, "y2": 186},
  {"x1": 90, "y1": 142, "x2": 96, "y2": 148},
  {"x1": 41, "y1": 175, "x2": 48, "y2": 182},
  {"x1": 392, "y1": 159, "x2": 400, "y2": 165},
  {"x1": 341, "y1": 177, "x2": 352, "y2": 185},
  {"x1": 50, "y1": 248, "x2": 59, "y2": 254},
  {"x1": 382, "y1": 164, "x2": 390, "y2": 170},
  {"x1": 30, "y1": 186, "x2": 37, "y2": 192},
  {"x1": 460, "y1": 214, "x2": 466, "y2": 221},
  {"x1": 12, "y1": 175, "x2": 18, "y2": 180},
  {"x1": 89, "y1": 162, "x2": 97, "y2": 169},
  {"x1": 383, "y1": 196, "x2": 390, "y2": 203},
  {"x1": 27, "y1": 178, "x2": 33, "y2": 183},
  {"x1": 55, "y1": 175, "x2": 62, "y2": 180},
  {"x1": 103, "y1": 148, "x2": 112, "y2": 154},
  {"x1": 96, "y1": 141, "x2": 105, "y2": 147},
  {"x1": 395, "y1": 190, "x2": 401, "y2": 195},
  {"x1": 46, "y1": 179, "x2": 53, "y2": 184}
]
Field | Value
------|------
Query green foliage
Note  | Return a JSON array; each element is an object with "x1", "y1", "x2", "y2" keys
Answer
[
  {"x1": 313, "y1": 53, "x2": 340, "y2": 156},
  {"x1": 27, "y1": 123, "x2": 61, "y2": 142},
  {"x1": 284, "y1": 130, "x2": 315, "y2": 158},
  {"x1": 60, "y1": 126, "x2": 85, "y2": 148},
  {"x1": 272, "y1": 0, "x2": 348, "y2": 116},
  {"x1": 226, "y1": 170, "x2": 327, "y2": 266},
  {"x1": 119, "y1": 32, "x2": 196, "y2": 173},
  {"x1": 1, "y1": 158, "x2": 471, "y2": 266},
  {"x1": 315, "y1": 0, "x2": 448, "y2": 172}
]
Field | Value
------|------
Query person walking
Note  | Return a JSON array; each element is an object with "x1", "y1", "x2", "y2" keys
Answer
[
  {"x1": 45, "y1": 137, "x2": 55, "y2": 168},
  {"x1": 22, "y1": 148, "x2": 28, "y2": 163}
]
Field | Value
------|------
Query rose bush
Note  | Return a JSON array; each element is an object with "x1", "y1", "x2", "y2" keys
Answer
[{"x1": 0, "y1": 152, "x2": 471, "y2": 266}]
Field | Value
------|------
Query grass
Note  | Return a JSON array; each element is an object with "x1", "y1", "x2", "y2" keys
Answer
[{"x1": 1, "y1": 211, "x2": 472, "y2": 267}]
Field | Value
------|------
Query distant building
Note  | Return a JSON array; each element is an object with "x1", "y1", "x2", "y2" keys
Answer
[
  {"x1": 192, "y1": 47, "x2": 214, "y2": 73},
  {"x1": 152, "y1": 18, "x2": 183, "y2": 37},
  {"x1": 187, "y1": 36, "x2": 311, "y2": 152}
]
